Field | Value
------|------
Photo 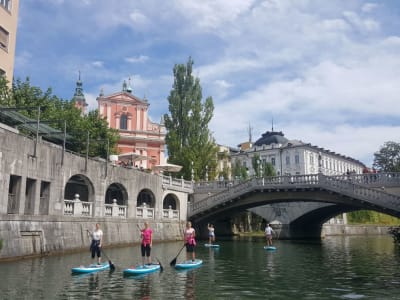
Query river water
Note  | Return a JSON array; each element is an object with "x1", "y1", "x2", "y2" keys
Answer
[{"x1": 1, "y1": 235, "x2": 399, "y2": 299}]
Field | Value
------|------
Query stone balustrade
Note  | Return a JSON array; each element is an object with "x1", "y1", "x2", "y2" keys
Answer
[{"x1": 189, "y1": 173, "x2": 400, "y2": 217}]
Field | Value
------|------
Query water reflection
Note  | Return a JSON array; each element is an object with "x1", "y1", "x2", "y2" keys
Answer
[
  {"x1": 1, "y1": 236, "x2": 400, "y2": 299},
  {"x1": 132, "y1": 276, "x2": 151, "y2": 300}
]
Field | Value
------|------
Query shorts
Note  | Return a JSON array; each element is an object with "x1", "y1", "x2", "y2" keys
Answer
[
  {"x1": 90, "y1": 240, "x2": 101, "y2": 258},
  {"x1": 141, "y1": 244, "x2": 151, "y2": 257},
  {"x1": 186, "y1": 243, "x2": 195, "y2": 253}
]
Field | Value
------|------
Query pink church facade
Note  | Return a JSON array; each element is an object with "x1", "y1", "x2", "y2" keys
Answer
[{"x1": 96, "y1": 81, "x2": 166, "y2": 170}]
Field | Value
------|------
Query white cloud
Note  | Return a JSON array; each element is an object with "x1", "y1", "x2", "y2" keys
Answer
[
  {"x1": 91, "y1": 61, "x2": 104, "y2": 68},
  {"x1": 343, "y1": 11, "x2": 380, "y2": 32},
  {"x1": 362, "y1": 3, "x2": 378, "y2": 13},
  {"x1": 125, "y1": 55, "x2": 149, "y2": 63}
]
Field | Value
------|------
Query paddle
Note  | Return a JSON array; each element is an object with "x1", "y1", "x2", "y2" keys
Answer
[
  {"x1": 87, "y1": 229, "x2": 115, "y2": 270},
  {"x1": 101, "y1": 248, "x2": 116, "y2": 271},
  {"x1": 170, "y1": 244, "x2": 186, "y2": 266},
  {"x1": 156, "y1": 257, "x2": 164, "y2": 272}
]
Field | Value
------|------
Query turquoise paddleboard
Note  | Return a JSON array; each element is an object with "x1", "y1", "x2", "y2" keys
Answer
[
  {"x1": 123, "y1": 263, "x2": 161, "y2": 275},
  {"x1": 264, "y1": 246, "x2": 276, "y2": 251},
  {"x1": 204, "y1": 243, "x2": 220, "y2": 248},
  {"x1": 175, "y1": 259, "x2": 203, "y2": 270},
  {"x1": 71, "y1": 262, "x2": 110, "y2": 274}
]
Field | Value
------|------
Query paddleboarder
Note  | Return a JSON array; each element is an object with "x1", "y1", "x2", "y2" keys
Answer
[
  {"x1": 264, "y1": 223, "x2": 275, "y2": 247},
  {"x1": 88, "y1": 223, "x2": 103, "y2": 265},
  {"x1": 207, "y1": 223, "x2": 215, "y2": 244},
  {"x1": 184, "y1": 221, "x2": 197, "y2": 262},
  {"x1": 139, "y1": 222, "x2": 153, "y2": 265}
]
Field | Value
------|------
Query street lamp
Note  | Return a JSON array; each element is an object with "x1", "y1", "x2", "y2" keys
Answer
[
  {"x1": 205, "y1": 165, "x2": 208, "y2": 181},
  {"x1": 191, "y1": 161, "x2": 194, "y2": 182}
]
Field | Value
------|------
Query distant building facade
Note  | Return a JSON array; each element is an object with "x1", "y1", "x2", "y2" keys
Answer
[
  {"x1": 96, "y1": 80, "x2": 166, "y2": 169},
  {"x1": 232, "y1": 130, "x2": 365, "y2": 177},
  {"x1": 0, "y1": 0, "x2": 19, "y2": 85}
]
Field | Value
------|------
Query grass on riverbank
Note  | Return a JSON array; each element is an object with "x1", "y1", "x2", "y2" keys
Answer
[{"x1": 347, "y1": 210, "x2": 400, "y2": 225}]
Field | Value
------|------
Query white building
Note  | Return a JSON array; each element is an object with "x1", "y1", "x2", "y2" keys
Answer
[{"x1": 232, "y1": 130, "x2": 365, "y2": 177}]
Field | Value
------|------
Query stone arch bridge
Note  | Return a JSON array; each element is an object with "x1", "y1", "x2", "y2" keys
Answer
[{"x1": 189, "y1": 173, "x2": 400, "y2": 239}]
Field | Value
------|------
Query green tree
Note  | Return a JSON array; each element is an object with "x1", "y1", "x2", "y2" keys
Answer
[
  {"x1": 232, "y1": 159, "x2": 248, "y2": 180},
  {"x1": 373, "y1": 141, "x2": 400, "y2": 172},
  {"x1": 164, "y1": 57, "x2": 218, "y2": 180},
  {"x1": 0, "y1": 77, "x2": 118, "y2": 158}
]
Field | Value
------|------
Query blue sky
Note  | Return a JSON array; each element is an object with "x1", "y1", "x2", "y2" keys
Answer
[{"x1": 14, "y1": 0, "x2": 400, "y2": 167}]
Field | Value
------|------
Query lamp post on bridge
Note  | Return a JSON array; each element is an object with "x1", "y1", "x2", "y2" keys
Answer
[{"x1": 191, "y1": 161, "x2": 194, "y2": 182}]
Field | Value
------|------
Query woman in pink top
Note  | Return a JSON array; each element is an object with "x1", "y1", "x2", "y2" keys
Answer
[
  {"x1": 139, "y1": 222, "x2": 153, "y2": 265},
  {"x1": 184, "y1": 221, "x2": 196, "y2": 262}
]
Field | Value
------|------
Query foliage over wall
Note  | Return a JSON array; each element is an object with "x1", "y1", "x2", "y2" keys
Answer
[{"x1": 347, "y1": 210, "x2": 400, "y2": 225}]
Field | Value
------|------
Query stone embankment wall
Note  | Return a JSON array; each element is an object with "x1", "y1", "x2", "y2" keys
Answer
[
  {"x1": 322, "y1": 224, "x2": 391, "y2": 237},
  {"x1": 0, "y1": 215, "x2": 185, "y2": 261}
]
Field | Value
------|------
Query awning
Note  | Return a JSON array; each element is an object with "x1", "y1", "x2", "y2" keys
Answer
[{"x1": 153, "y1": 163, "x2": 182, "y2": 173}]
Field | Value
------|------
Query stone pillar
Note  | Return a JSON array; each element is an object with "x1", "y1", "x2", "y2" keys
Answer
[{"x1": 73, "y1": 194, "x2": 83, "y2": 216}]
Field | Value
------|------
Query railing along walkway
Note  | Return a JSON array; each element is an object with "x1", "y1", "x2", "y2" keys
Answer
[{"x1": 189, "y1": 173, "x2": 400, "y2": 216}]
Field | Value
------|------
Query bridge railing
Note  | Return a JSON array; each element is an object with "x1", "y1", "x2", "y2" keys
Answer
[
  {"x1": 320, "y1": 176, "x2": 400, "y2": 210},
  {"x1": 189, "y1": 173, "x2": 400, "y2": 217},
  {"x1": 162, "y1": 175, "x2": 193, "y2": 190}
]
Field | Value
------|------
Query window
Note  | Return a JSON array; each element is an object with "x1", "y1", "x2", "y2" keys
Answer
[
  {"x1": 0, "y1": 68, "x2": 5, "y2": 77},
  {"x1": 120, "y1": 114, "x2": 127, "y2": 130},
  {"x1": 309, "y1": 154, "x2": 314, "y2": 165},
  {"x1": 271, "y1": 157, "x2": 275, "y2": 166},
  {"x1": 0, "y1": 0, "x2": 12, "y2": 11},
  {"x1": 0, "y1": 26, "x2": 9, "y2": 51},
  {"x1": 295, "y1": 154, "x2": 300, "y2": 164},
  {"x1": 286, "y1": 156, "x2": 290, "y2": 165}
]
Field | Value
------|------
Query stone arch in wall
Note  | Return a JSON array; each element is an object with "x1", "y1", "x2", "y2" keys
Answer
[
  {"x1": 105, "y1": 183, "x2": 128, "y2": 205},
  {"x1": 137, "y1": 189, "x2": 155, "y2": 208},
  {"x1": 163, "y1": 193, "x2": 180, "y2": 210},
  {"x1": 64, "y1": 174, "x2": 94, "y2": 202}
]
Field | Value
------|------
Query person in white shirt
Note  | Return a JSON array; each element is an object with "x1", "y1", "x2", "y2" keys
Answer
[
  {"x1": 88, "y1": 223, "x2": 103, "y2": 265},
  {"x1": 264, "y1": 224, "x2": 275, "y2": 246}
]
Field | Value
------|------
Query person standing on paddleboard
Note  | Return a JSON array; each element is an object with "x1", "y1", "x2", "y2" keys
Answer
[
  {"x1": 139, "y1": 221, "x2": 153, "y2": 265},
  {"x1": 264, "y1": 224, "x2": 275, "y2": 247},
  {"x1": 184, "y1": 221, "x2": 197, "y2": 262},
  {"x1": 207, "y1": 223, "x2": 215, "y2": 244},
  {"x1": 88, "y1": 223, "x2": 103, "y2": 265}
]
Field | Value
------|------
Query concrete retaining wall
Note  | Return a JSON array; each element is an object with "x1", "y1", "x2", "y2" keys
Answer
[
  {"x1": 0, "y1": 215, "x2": 185, "y2": 261},
  {"x1": 322, "y1": 224, "x2": 391, "y2": 237}
]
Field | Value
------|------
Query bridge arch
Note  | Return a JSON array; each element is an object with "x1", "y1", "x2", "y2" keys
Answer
[
  {"x1": 64, "y1": 174, "x2": 94, "y2": 202},
  {"x1": 105, "y1": 183, "x2": 128, "y2": 205},
  {"x1": 189, "y1": 174, "x2": 400, "y2": 238},
  {"x1": 137, "y1": 189, "x2": 156, "y2": 208}
]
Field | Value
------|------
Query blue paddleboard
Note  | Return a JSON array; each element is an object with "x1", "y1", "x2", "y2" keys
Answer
[
  {"x1": 71, "y1": 262, "x2": 110, "y2": 274},
  {"x1": 175, "y1": 259, "x2": 203, "y2": 270},
  {"x1": 264, "y1": 246, "x2": 276, "y2": 251},
  {"x1": 204, "y1": 243, "x2": 220, "y2": 248},
  {"x1": 123, "y1": 264, "x2": 161, "y2": 275}
]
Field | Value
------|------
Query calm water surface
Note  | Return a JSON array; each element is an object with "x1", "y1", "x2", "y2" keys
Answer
[{"x1": 1, "y1": 235, "x2": 400, "y2": 299}]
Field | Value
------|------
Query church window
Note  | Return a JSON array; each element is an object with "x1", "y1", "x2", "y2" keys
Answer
[{"x1": 120, "y1": 114, "x2": 127, "y2": 130}]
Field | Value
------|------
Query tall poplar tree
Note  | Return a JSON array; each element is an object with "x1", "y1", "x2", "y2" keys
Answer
[{"x1": 164, "y1": 57, "x2": 218, "y2": 180}]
